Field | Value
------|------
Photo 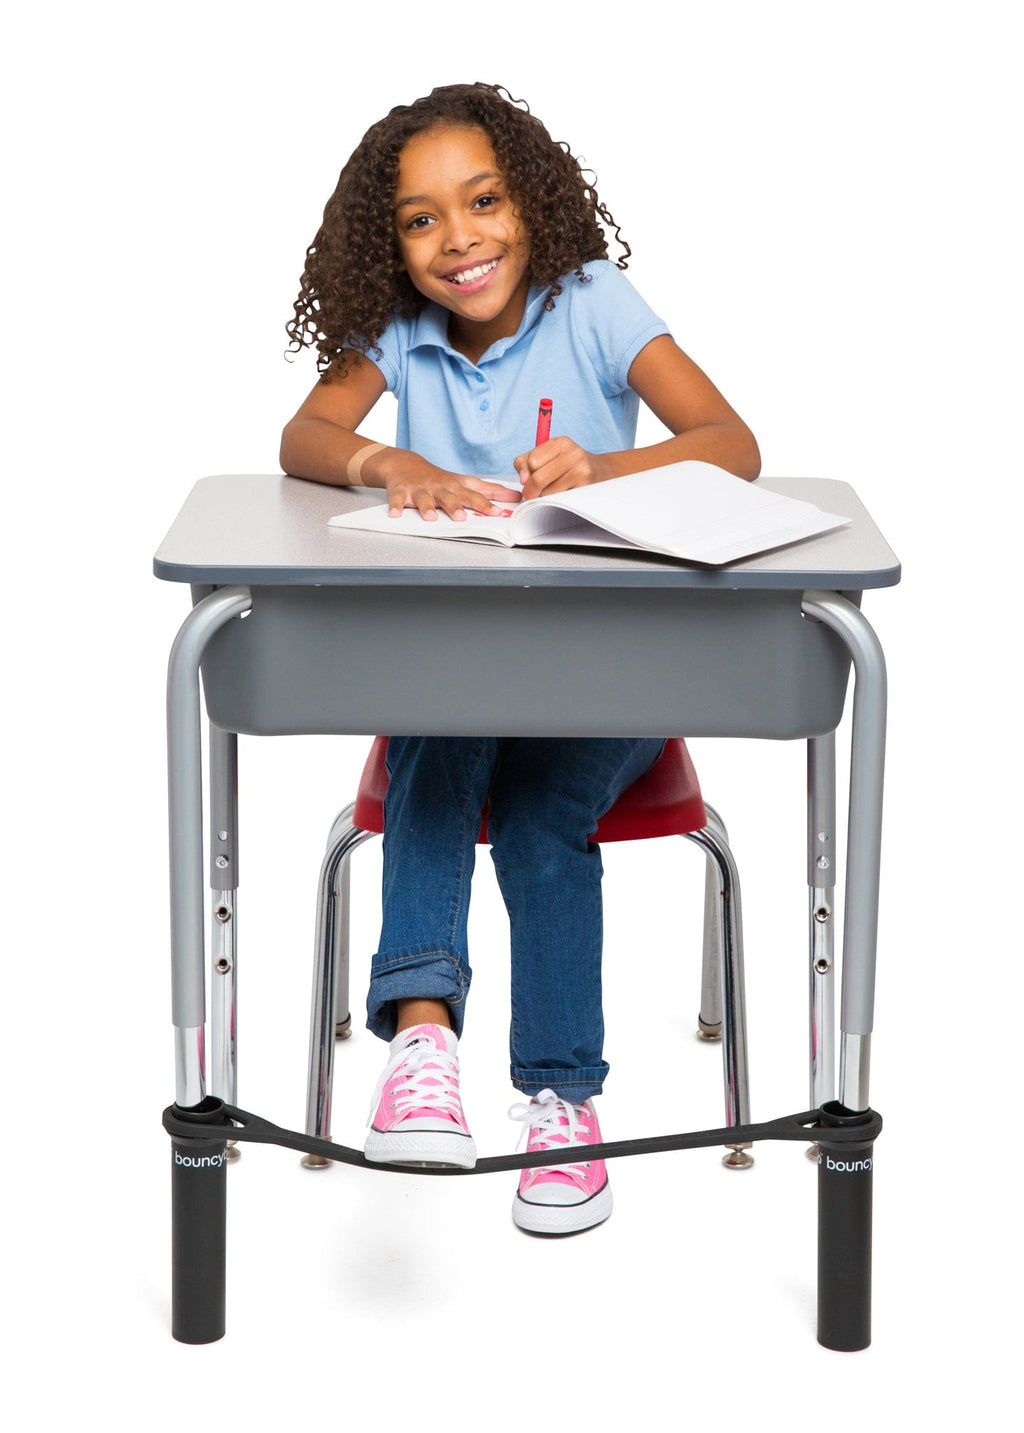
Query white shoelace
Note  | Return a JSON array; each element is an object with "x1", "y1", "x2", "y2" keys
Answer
[
  {"x1": 367, "y1": 1036, "x2": 462, "y2": 1125},
  {"x1": 508, "y1": 1088, "x2": 592, "y2": 1175}
]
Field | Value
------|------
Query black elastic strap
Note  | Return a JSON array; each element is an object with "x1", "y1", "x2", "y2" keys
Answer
[{"x1": 163, "y1": 1102, "x2": 882, "y2": 1176}]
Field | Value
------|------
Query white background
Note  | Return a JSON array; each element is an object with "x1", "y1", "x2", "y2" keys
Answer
[{"x1": 4, "y1": 1, "x2": 1020, "y2": 1423}]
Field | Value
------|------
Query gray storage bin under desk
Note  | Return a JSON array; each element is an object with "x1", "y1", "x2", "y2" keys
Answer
[{"x1": 196, "y1": 583, "x2": 854, "y2": 739}]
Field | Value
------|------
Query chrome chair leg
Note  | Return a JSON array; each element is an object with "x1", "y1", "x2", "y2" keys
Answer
[
  {"x1": 685, "y1": 824, "x2": 753, "y2": 1169},
  {"x1": 334, "y1": 855, "x2": 354, "y2": 1040},
  {"x1": 322, "y1": 803, "x2": 362, "y2": 1040},
  {"x1": 695, "y1": 802, "x2": 727, "y2": 1040},
  {"x1": 301, "y1": 813, "x2": 376, "y2": 1168}
]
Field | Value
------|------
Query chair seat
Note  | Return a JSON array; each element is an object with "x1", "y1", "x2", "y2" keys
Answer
[{"x1": 352, "y1": 736, "x2": 707, "y2": 843}]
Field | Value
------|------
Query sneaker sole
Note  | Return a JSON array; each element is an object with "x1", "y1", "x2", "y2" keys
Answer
[
  {"x1": 364, "y1": 1129, "x2": 477, "y2": 1169},
  {"x1": 512, "y1": 1182, "x2": 613, "y2": 1235}
]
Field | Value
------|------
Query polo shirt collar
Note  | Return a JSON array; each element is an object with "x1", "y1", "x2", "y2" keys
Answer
[{"x1": 407, "y1": 284, "x2": 548, "y2": 364}]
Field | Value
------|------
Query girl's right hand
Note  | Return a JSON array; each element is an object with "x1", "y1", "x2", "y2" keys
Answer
[{"x1": 383, "y1": 462, "x2": 521, "y2": 522}]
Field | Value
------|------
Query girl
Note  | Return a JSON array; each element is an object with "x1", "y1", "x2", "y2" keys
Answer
[{"x1": 281, "y1": 83, "x2": 759, "y2": 1235}]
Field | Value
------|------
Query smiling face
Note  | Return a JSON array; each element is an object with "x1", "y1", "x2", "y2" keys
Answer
[{"x1": 393, "y1": 124, "x2": 532, "y2": 362}]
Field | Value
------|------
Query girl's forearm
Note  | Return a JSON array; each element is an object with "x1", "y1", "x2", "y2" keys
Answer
[
  {"x1": 282, "y1": 411, "x2": 522, "y2": 520},
  {"x1": 601, "y1": 421, "x2": 761, "y2": 484},
  {"x1": 280, "y1": 417, "x2": 375, "y2": 486},
  {"x1": 280, "y1": 417, "x2": 429, "y2": 488}
]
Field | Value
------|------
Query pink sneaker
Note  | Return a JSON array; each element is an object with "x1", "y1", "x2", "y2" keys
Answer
[
  {"x1": 364, "y1": 1024, "x2": 476, "y2": 1168},
  {"x1": 509, "y1": 1089, "x2": 612, "y2": 1234}
]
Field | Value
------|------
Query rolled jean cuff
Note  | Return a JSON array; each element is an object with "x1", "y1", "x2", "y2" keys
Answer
[
  {"x1": 366, "y1": 947, "x2": 469, "y2": 1041},
  {"x1": 510, "y1": 1063, "x2": 609, "y2": 1102}
]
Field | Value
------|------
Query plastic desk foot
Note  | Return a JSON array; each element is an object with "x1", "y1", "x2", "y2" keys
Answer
[
  {"x1": 170, "y1": 1096, "x2": 232, "y2": 1344},
  {"x1": 816, "y1": 1101, "x2": 875, "y2": 1351}
]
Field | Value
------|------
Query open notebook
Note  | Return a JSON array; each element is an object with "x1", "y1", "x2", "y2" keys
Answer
[{"x1": 328, "y1": 461, "x2": 849, "y2": 566}]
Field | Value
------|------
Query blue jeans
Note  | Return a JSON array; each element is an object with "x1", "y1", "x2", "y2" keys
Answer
[{"x1": 367, "y1": 736, "x2": 665, "y2": 1101}]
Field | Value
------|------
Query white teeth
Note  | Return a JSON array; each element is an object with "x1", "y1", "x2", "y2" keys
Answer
[{"x1": 449, "y1": 260, "x2": 498, "y2": 285}]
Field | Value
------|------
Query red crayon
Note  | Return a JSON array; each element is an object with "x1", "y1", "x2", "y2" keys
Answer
[{"x1": 535, "y1": 398, "x2": 553, "y2": 446}]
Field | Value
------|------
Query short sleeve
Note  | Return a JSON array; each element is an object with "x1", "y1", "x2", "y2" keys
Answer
[
  {"x1": 568, "y1": 262, "x2": 670, "y2": 395},
  {"x1": 363, "y1": 315, "x2": 408, "y2": 396}
]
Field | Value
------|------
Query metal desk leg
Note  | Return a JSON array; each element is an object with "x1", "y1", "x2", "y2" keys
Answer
[
  {"x1": 166, "y1": 585, "x2": 251, "y2": 1343},
  {"x1": 808, "y1": 734, "x2": 837, "y2": 1114},
  {"x1": 209, "y1": 724, "x2": 240, "y2": 1160},
  {"x1": 802, "y1": 593, "x2": 887, "y2": 1112},
  {"x1": 802, "y1": 592, "x2": 887, "y2": 1352}
]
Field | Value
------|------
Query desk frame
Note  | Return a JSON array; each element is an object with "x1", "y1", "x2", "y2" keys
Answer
[{"x1": 167, "y1": 584, "x2": 884, "y2": 1118}]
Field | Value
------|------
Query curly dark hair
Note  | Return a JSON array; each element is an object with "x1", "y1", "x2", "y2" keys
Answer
[{"x1": 286, "y1": 82, "x2": 630, "y2": 378}]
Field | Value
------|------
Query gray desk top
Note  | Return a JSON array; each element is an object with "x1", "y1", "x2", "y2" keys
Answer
[{"x1": 154, "y1": 474, "x2": 900, "y2": 590}]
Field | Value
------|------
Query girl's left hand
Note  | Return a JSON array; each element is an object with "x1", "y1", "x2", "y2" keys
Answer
[{"x1": 513, "y1": 437, "x2": 614, "y2": 501}]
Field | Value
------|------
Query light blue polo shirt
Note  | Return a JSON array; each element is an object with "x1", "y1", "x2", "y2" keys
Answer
[{"x1": 367, "y1": 260, "x2": 670, "y2": 477}]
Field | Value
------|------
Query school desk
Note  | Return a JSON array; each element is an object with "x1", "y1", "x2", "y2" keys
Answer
[{"x1": 155, "y1": 473, "x2": 899, "y2": 1348}]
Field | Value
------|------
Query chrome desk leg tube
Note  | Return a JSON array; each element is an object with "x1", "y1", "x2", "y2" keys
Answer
[
  {"x1": 808, "y1": 734, "x2": 837, "y2": 1112},
  {"x1": 167, "y1": 586, "x2": 252, "y2": 1109},
  {"x1": 685, "y1": 825, "x2": 752, "y2": 1168},
  {"x1": 302, "y1": 818, "x2": 375, "y2": 1168},
  {"x1": 801, "y1": 593, "x2": 886, "y2": 1113},
  {"x1": 695, "y1": 802, "x2": 726, "y2": 1041},
  {"x1": 802, "y1": 592, "x2": 887, "y2": 1353},
  {"x1": 209, "y1": 724, "x2": 239, "y2": 1160}
]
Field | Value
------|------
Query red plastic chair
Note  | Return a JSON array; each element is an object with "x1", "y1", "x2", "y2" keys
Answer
[{"x1": 303, "y1": 737, "x2": 751, "y2": 1167}]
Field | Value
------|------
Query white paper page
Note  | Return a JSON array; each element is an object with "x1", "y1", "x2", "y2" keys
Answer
[
  {"x1": 328, "y1": 500, "x2": 519, "y2": 546},
  {"x1": 656, "y1": 503, "x2": 842, "y2": 564},
  {"x1": 505, "y1": 504, "x2": 639, "y2": 549},
  {"x1": 510, "y1": 462, "x2": 849, "y2": 563}
]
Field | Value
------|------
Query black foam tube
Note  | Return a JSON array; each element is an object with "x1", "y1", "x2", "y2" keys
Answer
[
  {"x1": 816, "y1": 1100, "x2": 876, "y2": 1351},
  {"x1": 170, "y1": 1096, "x2": 231, "y2": 1344}
]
